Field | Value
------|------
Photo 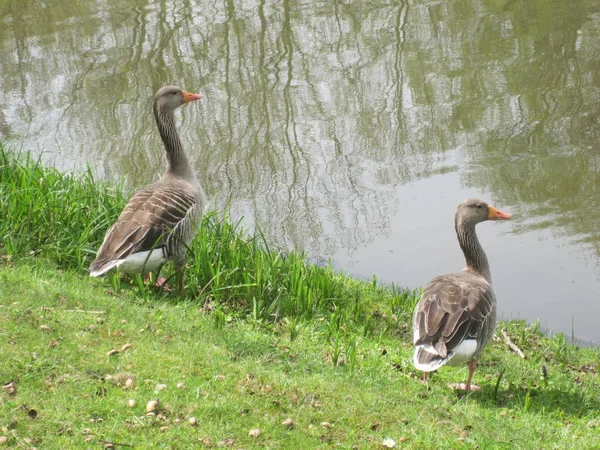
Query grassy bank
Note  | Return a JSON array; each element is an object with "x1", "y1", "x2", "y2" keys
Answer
[{"x1": 1, "y1": 145, "x2": 600, "y2": 449}]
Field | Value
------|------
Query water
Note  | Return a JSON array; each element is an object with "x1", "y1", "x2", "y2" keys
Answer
[{"x1": 1, "y1": 0, "x2": 599, "y2": 342}]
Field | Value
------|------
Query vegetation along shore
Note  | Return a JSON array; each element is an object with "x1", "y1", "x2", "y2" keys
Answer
[{"x1": 1, "y1": 143, "x2": 599, "y2": 448}]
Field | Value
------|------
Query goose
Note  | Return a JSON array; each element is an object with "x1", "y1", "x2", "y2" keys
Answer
[
  {"x1": 89, "y1": 86, "x2": 206, "y2": 295},
  {"x1": 412, "y1": 198, "x2": 511, "y2": 391}
]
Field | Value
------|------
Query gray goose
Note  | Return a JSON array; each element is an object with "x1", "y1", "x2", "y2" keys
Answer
[
  {"x1": 412, "y1": 198, "x2": 511, "y2": 391},
  {"x1": 90, "y1": 86, "x2": 206, "y2": 294}
]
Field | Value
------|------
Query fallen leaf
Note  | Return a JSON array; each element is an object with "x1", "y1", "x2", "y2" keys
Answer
[
  {"x1": 120, "y1": 343, "x2": 133, "y2": 352},
  {"x1": 2, "y1": 382, "x2": 16, "y2": 396}
]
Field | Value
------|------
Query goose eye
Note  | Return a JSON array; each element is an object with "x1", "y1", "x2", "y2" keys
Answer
[
  {"x1": 476, "y1": 204, "x2": 483, "y2": 209},
  {"x1": 171, "y1": 90, "x2": 177, "y2": 95}
]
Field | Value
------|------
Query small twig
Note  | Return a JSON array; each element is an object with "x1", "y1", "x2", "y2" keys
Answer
[
  {"x1": 501, "y1": 327, "x2": 526, "y2": 359},
  {"x1": 105, "y1": 289, "x2": 122, "y2": 298},
  {"x1": 64, "y1": 309, "x2": 106, "y2": 314},
  {"x1": 98, "y1": 439, "x2": 133, "y2": 448}
]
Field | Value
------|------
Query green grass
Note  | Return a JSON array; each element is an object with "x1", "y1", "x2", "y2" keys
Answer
[{"x1": 1, "y1": 144, "x2": 600, "y2": 448}]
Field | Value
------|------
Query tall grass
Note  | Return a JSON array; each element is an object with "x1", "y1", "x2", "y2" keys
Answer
[
  {"x1": 0, "y1": 143, "x2": 126, "y2": 268},
  {"x1": 0, "y1": 143, "x2": 418, "y2": 328}
]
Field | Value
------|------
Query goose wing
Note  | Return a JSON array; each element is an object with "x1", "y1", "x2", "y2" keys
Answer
[
  {"x1": 412, "y1": 272, "x2": 495, "y2": 370},
  {"x1": 89, "y1": 184, "x2": 197, "y2": 275}
]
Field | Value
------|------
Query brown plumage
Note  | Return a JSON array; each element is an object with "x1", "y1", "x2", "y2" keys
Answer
[
  {"x1": 90, "y1": 86, "x2": 206, "y2": 294},
  {"x1": 412, "y1": 198, "x2": 511, "y2": 391}
]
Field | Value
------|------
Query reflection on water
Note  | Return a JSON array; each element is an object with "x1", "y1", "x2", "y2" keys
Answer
[{"x1": 1, "y1": 0, "x2": 599, "y2": 342}]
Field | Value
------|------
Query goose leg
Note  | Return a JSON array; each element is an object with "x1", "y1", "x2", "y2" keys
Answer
[
  {"x1": 465, "y1": 360, "x2": 478, "y2": 391},
  {"x1": 448, "y1": 360, "x2": 481, "y2": 391}
]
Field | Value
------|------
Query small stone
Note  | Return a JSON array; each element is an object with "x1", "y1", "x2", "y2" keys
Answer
[
  {"x1": 146, "y1": 412, "x2": 156, "y2": 418},
  {"x1": 176, "y1": 382, "x2": 185, "y2": 389},
  {"x1": 189, "y1": 417, "x2": 197, "y2": 426},
  {"x1": 39, "y1": 325, "x2": 51, "y2": 332},
  {"x1": 124, "y1": 378, "x2": 134, "y2": 389},
  {"x1": 159, "y1": 426, "x2": 168, "y2": 432},
  {"x1": 120, "y1": 319, "x2": 127, "y2": 323},
  {"x1": 321, "y1": 421, "x2": 332, "y2": 429},
  {"x1": 216, "y1": 374, "x2": 225, "y2": 381},
  {"x1": 248, "y1": 428, "x2": 261, "y2": 438},
  {"x1": 146, "y1": 400, "x2": 159, "y2": 413},
  {"x1": 156, "y1": 384, "x2": 167, "y2": 392},
  {"x1": 127, "y1": 399, "x2": 136, "y2": 408},
  {"x1": 0, "y1": 436, "x2": 7, "y2": 444},
  {"x1": 281, "y1": 418, "x2": 293, "y2": 428}
]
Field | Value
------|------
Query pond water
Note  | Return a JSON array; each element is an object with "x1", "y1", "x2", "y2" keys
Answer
[{"x1": 1, "y1": 0, "x2": 599, "y2": 343}]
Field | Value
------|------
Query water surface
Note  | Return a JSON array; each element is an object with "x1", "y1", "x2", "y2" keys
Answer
[{"x1": 1, "y1": 0, "x2": 599, "y2": 342}]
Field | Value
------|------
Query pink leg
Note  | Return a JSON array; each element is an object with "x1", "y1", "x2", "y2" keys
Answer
[
  {"x1": 448, "y1": 360, "x2": 481, "y2": 391},
  {"x1": 465, "y1": 360, "x2": 477, "y2": 391}
]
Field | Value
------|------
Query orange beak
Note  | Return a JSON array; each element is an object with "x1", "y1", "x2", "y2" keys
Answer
[
  {"x1": 182, "y1": 90, "x2": 201, "y2": 103},
  {"x1": 488, "y1": 205, "x2": 511, "y2": 220}
]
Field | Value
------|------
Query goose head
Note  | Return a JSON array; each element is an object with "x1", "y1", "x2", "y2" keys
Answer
[
  {"x1": 154, "y1": 86, "x2": 201, "y2": 112},
  {"x1": 456, "y1": 198, "x2": 511, "y2": 228}
]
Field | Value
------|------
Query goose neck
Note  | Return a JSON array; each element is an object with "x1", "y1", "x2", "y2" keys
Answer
[
  {"x1": 154, "y1": 104, "x2": 194, "y2": 180},
  {"x1": 455, "y1": 219, "x2": 491, "y2": 283}
]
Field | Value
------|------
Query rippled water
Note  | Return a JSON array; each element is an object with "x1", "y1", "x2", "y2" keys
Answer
[{"x1": 1, "y1": 0, "x2": 599, "y2": 342}]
